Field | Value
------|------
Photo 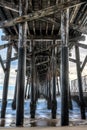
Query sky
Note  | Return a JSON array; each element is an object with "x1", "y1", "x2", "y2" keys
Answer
[{"x1": 0, "y1": 29, "x2": 87, "y2": 86}]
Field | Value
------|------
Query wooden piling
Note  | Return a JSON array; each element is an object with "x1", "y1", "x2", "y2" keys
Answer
[
  {"x1": 61, "y1": 46, "x2": 69, "y2": 125},
  {"x1": 1, "y1": 45, "x2": 12, "y2": 118},
  {"x1": 25, "y1": 76, "x2": 29, "y2": 99},
  {"x1": 57, "y1": 77, "x2": 60, "y2": 95},
  {"x1": 30, "y1": 40, "x2": 36, "y2": 118},
  {"x1": 12, "y1": 74, "x2": 17, "y2": 110},
  {"x1": 69, "y1": 85, "x2": 73, "y2": 110},
  {"x1": 48, "y1": 76, "x2": 52, "y2": 109},
  {"x1": 16, "y1": 0, "x2": 28, "y2": 126},
  {"x1": 75, "y1": 45, "x2": 86, "y2": 119},
  {"x1": 61, "y1": 0, "x2": 69, "y2": 126},
  {"x1": 51, "y1": 40, "x2": 57, "y2": 119}
]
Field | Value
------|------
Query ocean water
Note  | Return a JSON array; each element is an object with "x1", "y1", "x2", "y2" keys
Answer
[
  {"x1": 0, "y1": 86, "x2": 14, "y2": 99},
  {"x1": 0, "y1": 86, "x2": 87, "y2": 127}
]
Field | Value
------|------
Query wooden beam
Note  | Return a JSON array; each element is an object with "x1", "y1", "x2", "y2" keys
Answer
[
  {"x1": 69, "y1": 58, "x2": 82, "y2": 64},
  {"x1": 0, "y1": 1, "x2": 19, "y2": 13},
  {"x1": 0, "y1": 0, "x2": 86, "y2": 28},
  {"x1": 3, "y1": 56, "x2": 18, "y2": 63},
  {"x1": 0, "y1": 55, "x2": 6, "y2": 72},
  {"x1": 27, "y1": 60, "x2": 49, "y2": 70},
  {"x1": 0, "y1": 42, "x2": 12, "y2": 50},
  {"x1": 2, "y1": 35, "x2": 85, "y2": 41},
  {"x1": 1, "y1": 35, "x2": 61, "y2": 41},
  {"x1": 81, "y1": 56, "x2": 87, "y2": 72},
  {"x1": 76, "y1": 43, "x2": 87, "y2": 49}
]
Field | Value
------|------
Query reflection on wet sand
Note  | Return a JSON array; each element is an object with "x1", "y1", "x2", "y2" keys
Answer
[{"x1": 0, "y1": 117, "x2": 87, "y2": 128}]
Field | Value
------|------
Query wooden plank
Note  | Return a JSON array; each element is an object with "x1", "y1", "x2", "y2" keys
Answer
[{"x1": 0, "y1": 0, "x2": 86, "y2": 28}]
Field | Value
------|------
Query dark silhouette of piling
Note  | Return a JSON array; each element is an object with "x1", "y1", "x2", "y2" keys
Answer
[
  {"x1": 75, "y1": 45, "x2": 86, "y2": 119},
  {"x1": 51, "y1": 40, "x2": 57, "y2": 119},
  {"x1": 12, "y1": 74, "x2": 17, "y2": 110},
  {"x1": 30, "y1": 41, "x2": 36, "y2": 118},
  {"x1": 1, "y1": 45, "x2": 12, "y2": 118}
]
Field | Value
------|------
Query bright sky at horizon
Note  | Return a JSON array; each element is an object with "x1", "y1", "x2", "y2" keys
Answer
[{"x1": 0, "y1": 29, "x2": 87, "y2": 86}]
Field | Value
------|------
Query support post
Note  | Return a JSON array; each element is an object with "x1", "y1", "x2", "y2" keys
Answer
[
  {"x1": 0, "y1": 55, "x2": 6, "y2": 72},
  {"x1": 30, "y1": 40, "x2": 36, "y2": 118},
  {"x1": 27, "y1": 82, "x2": 30, "y2": 99},
  {"x1": 69, "y1": 85, "x2": 73, "y2": 110},
  {"x1": 1, "y1": 45, "x2": 12, "y2": 118},
  {"x1": 12, "y1": 74, "x2": 17, "y2": 110},
  {"x1": 25, "y1": 76, "x2": 29, "y2": 99},
  {"x1": 75, "y1": 45, "x2": 86, "y2": 119},
  {"x1": 61, "y1": 0, "x2": 69, "y2": 126},
  {"x1": 57, "y1": 77, "x2": 60, "y2": 96},
  {"x1": 47, "y1": 70, "x2": 52, "y2": 109},
  {"x1": 16, "y1": 0, "x2": 28, "y2": 126},
  {"x1": 51, "y1": 40, "x2": 57, "y2": 119}
]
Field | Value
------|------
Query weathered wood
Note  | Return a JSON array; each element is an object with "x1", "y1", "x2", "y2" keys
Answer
[
  {"x1": 47, "y1": 67, "x2": 52, "y2": 109},
  {"x1": 0, "y1": 1, "x2": 19, "y2": 12},
  {"x1": 61, "y1": 0, "x2": 69, "y2": 125},
  {"x1": 57, "y1": 77, "x2": 60, "y2": 95},
  {"x1": 75, "y1": 45, "x2": 86, "y2": 119},
  {"x1": 70, "y1": 4, "x2": 81, "y2": 23},
  {"x1": 0, "y1": 55, "x2": 6, "y2": 72},
  {"x1": 30, "y1": 40, "x2": 36, "y2": 118},
  {"x1": 25, "y1": 76, "x2": 29, "y2": 99},
  {"x1": 0, "y1": 0, "x2": 86, "y2": 28},
  {"x1": 76, "y1": 43, "x2": 87, "y2": 49},
  {"x1": 1, "y1": 35, "x2": 85, "y2": 42},
  {"x1": 1, "y1": 35, "x2": 61, "y2": 41},
  {"x1": 12, "y1": 74, "x2": 17, "y2": 110},
  {"x1": 16, "y1": 0, "x2": 27, "y2": 126},
  {"x1": 0, "y1": 42, "x2": 12, "y2": 50},
  {"x1": 69, "y1": 58, "x2": 82, "y2": 64},
  {"x1": 51, "y1": 40, "x2": 57, "y2": 119},
  {"x1": 1, "y1": 45, "x2": 12, "y2": 118},
  {"x1": 3, "y1": 56, "x2": 18, "y2": 63},
  {"x1": 81, "y1": 56, "x2": 87, "y2": 72}
]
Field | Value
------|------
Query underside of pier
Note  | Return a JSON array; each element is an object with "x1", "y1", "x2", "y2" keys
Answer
[{"x1": 0, "y1": 0, "x2": 87, "y2": 127}]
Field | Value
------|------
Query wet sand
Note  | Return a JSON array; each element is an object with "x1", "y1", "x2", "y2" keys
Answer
[
  {"x1": 0, "y1": 126, "x2": 87, "y2": 130},
  {"x1": 0, "y1": 117, "x2": 87, "y2": 128}
]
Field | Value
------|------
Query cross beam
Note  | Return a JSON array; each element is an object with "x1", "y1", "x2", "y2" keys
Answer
[
  {"x1": 0, "y1": 0, "x2": 86, "y2": 28},
  {"x1": 0, "y1": 1, "x2": 19, "y2": 12},
  {"x1": 0, "y1": 42, "x2": 12, "y2": 50},
  {"x1": 81, "y1": 56, "x2": 87, "y2": 72}
]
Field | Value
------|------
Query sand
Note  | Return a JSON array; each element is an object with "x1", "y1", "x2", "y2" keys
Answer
[{"x1": 0, "y1": 126, "x2": 87, "y2": 130}]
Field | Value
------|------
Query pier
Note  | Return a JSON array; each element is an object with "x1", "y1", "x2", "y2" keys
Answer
[{"x1": 0, "y1": 0, "x2": 87, "y2": 127}]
